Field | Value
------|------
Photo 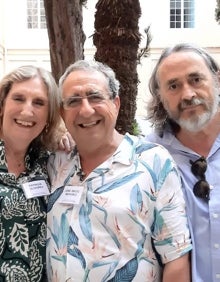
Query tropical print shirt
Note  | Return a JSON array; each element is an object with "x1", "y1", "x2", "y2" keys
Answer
[
  {"x1": 47, "y1": 133, "x2": 192, "y2": 282},
  {"x1": 0, "y1": 140, "x2": 49, "y2": 282}
]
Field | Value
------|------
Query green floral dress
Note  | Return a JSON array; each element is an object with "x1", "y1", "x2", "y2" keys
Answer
[{"x1": 0, "y1": 140, "x2": 49, "y2": 282}]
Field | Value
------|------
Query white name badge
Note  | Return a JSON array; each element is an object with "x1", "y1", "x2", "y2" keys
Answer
[
  {"x1": 22, "y1": 180, "x2": 50, "y2": 199},
  {"x1": 59, "y1": 185, "x2": 83, "y2": 205}
]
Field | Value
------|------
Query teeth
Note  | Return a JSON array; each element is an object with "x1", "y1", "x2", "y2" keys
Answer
[
  {"x1": 16, "y1": 120, "x2": 34, "y2": 127},
  {"x1": 82, "y1": 121, "x2": 97, "y2": 127}
]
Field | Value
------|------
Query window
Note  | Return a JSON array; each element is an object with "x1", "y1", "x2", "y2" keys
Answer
[
  {"x1": 170, "y1": 0, "x2": 195, "y2": 28},
  {"x1": 27, "y1": 0, "x2": 46, "y2": 29}
]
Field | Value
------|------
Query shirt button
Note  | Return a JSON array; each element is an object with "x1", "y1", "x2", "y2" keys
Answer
[
  {"x1": 213, "y1": 213, "x2": 219, "y2": 218},
  {"x1": 109, "y1": 169, "x2": 114, "y2": 175},
  {"x1": 214, "y1": 244, "x2": 219, "y2": 249}
]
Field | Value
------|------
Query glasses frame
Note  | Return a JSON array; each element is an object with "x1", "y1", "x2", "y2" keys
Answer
[{"x1": 62, "y1": 91, "x2": 111, "y2": 110}]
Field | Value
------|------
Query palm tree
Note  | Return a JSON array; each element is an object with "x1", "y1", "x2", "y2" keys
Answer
[{"x1": 93, "y1": 0, "x2": 142, "y2": 134}]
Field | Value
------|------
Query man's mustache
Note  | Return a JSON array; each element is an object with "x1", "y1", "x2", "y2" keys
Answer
[{"x1": 179, "y1": 98, "x2": 205, "y2": 111}]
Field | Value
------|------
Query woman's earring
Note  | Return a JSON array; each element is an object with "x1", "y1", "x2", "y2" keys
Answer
[{"x1": 45, "y1": 123, "x2": 49, "y2": 133}]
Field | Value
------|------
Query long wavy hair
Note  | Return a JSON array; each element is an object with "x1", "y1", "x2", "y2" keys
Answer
[
  {"x1": 147, "y1": 43, "x2": 220, "y2": 134},
  {"x1": 0, "y1": 65, "x2": 61, "y2": 150}
]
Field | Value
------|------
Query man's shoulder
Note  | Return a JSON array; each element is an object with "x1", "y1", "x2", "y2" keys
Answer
[
  {"x1": 48, "y1": 148, "x2": 77, "y2": 166},
  {"x1": 145, "y1": 130, "x2": 167, "y2": 144},
  {"x1": 125, "y1": 133, "x2": 173, "y2": 161}
]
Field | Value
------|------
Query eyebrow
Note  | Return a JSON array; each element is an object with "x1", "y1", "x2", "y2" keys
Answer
[
  {"x1": 188, "y1": 72, "x2": 205, "y2": 79},
  {"x1": 166, "y1": 72, "x2": 205, "y2": 86},
  {"x1": 86, "y1": 90, "x2": 101, "y2": 95},
  {"x1": 166, "y1": 78, "x2": 178, "y2": 87},
  {"x1": 11, "y1": 92, "x2": 48, "y2": 99},
  {"x1": 69, "y1": 90, "x2": 103, "y2": 97}
]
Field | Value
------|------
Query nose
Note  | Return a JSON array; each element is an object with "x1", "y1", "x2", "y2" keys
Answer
[
  {"x1": 21, "y1": 102, "x2": 34, "y2": 116},
  {"x1": 181, "y1": 84, "x2": 196, "y2": 100},
  {"x1": 78, "y1": 98, "x2": 95, "y2": 117}
]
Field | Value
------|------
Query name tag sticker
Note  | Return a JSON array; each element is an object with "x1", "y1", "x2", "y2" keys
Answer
[
  {"x1": 22, "y1": 180, "x2": 50, "y2": 199},
  {"x1": 59, "y1": 185, "x2": 83, "y2": 205}
]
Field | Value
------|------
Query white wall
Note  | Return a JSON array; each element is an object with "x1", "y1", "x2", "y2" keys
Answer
[
  {"x1": 139, "y1": 0, "x2": 220, "y2": 47},
  {"x1": 4, "y1": 0, "x2": 49, "y2": 49},
  {"x1": 136, "y1": 0, "x2": 220, "y2": 116},
  {"x1": 1, "y1": 0, "x2": 220, "y2": 117}
]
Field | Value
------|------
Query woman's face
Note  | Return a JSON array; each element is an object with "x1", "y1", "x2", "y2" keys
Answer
[{"x1": 1, "y1": 76, "x2": 49, "y2": 148}]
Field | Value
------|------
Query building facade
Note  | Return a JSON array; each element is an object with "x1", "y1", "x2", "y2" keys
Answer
[{"x1": 0, "y1": 0, "x2": 220, "y2": 116}]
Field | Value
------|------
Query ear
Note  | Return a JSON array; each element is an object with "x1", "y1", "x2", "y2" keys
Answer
[{"x1": 113, "y1": 96, "x2": 120, "y2": 112}]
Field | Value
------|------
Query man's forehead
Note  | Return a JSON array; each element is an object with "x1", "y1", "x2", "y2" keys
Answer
[
  {"x1": 66, "y1": 69, "x2": 106, "y2": 81},
  {"x1": 159, "y1": 51, "x2": 208, "y2": 69},
  {"x1": 63, "y1": 71, "x2": 107, "y2": 88},
  {"x1": 157, "y1": 51, "x2": 210, "y2": 79}
]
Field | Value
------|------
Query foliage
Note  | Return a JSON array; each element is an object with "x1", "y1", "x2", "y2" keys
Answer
[
  {"x1": 137, "y1": 26, "x2": 152, "y2": 63},
  {"x1": 132, "y1": 120, "x2": 141, "y2": 136}
]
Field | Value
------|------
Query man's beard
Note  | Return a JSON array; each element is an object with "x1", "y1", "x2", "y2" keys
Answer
[{"x1": 166, "y1": 88, "x2": 220, "y2": 132}]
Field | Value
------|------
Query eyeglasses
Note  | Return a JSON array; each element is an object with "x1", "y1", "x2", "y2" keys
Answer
[
  {"x1": 190, "y1": 156, "x2": 210, "y2": 201},
  {"x1": 62, "y1": 92, "x2": 109, "y2": 109}
]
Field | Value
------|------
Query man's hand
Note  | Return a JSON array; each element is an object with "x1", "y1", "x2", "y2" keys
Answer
[{"x1": 58, "y1": 131, "x2": 75, "y2": 152}]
